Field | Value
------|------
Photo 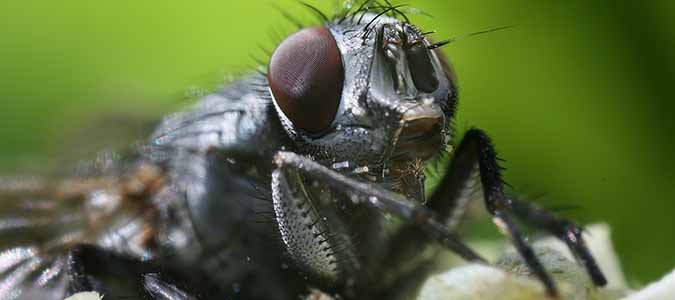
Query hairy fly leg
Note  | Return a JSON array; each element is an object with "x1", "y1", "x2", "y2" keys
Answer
[
  {"x1": 375, "y1": 129, "x2": 485, "y2": 294},
  {"x1": 508, "y1": 197, "x2": 608, "y2": 286},
  {"x1": 271, "y1": 163, "x2": 361, "y2": 288},
  {"x1": 428, "y1": 128, "x2": 607, "y2": 296},
  {"x1": 271, "y1": 151, "x2": 485, "y2": 272}
]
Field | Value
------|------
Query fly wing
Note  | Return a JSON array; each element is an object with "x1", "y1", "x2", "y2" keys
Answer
[
  {"x1": 48, "y1": 110, "x2": 161, "y2": 169},
  {"x1": 0, "y1": 159, "x2": 164, "y2": 300}
]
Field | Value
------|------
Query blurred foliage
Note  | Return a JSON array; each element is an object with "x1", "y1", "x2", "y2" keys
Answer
[{"x1": 1, "y1": 0, "x2": 674, "y2": 284}]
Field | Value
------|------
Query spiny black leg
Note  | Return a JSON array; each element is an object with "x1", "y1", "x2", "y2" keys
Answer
[
  {"x1": 426, "y1": 128, "x2": 482, "y2": 229},
  {"x1": 273, "y1": 151, "x2": 485, "y2": 263},
  {"x1": 510, "y1": 198, "x2": 607, "y2": 286},
  {"x1": 492, "y1": 211, "x2": 556, "y2": 296},
  {"x1": 379, "y1": 141, "x2": 482, "y2": 282},
  {"x1": 431, "y1": 128, "x2": 606, "y2": 297},
  {"x1": 271, "y1": 166, "x2": 360, "y2": 283},
  {"x1": 457, "y1": 129, "x2": 557, "y2": 296}
]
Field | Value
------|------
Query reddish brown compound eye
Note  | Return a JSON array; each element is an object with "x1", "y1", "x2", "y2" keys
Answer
[{"x1": 268, "y1": 26, "x2": 344, "y2": 134}]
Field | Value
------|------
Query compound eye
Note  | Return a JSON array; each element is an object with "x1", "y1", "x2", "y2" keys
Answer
[
  {"x1": 406, "y1": 42, "x2": 439, "y2": 93},
  {"x1": 268, "y1": 26, "x2": 344, "y2": 134}
]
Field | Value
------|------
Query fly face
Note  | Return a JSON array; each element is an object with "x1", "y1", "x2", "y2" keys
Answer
[{"x1": 267, "y1": 14, "x2": 458, "y2": 173}]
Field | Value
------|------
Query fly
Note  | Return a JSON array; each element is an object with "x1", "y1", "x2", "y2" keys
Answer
[{"x1": 0, "y1": 1, "x2": 607, "y2": 300}]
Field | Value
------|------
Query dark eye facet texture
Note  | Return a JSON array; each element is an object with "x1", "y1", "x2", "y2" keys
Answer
[
  {"x1": 406, "y1": 42, "x2": 439, "y2": 93},
  {"x1": 268, "y1": 26, "x2": 344, "y2": 134}
]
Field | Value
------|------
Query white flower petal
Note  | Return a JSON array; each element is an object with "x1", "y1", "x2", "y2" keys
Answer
[
  {"x1": 621, "y1": 269, "x2": 675, "y2": 300},
  {"x1": 64, "y1": 291, "x2": 102, "y2": 300}
]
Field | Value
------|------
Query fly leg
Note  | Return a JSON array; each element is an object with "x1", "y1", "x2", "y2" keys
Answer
[
  {"x1": 66, "y1": 245, "x2": 200, "y2": 300},
  {"x1": 428, "y1": 128, "x2": 607, "y2": 296},
  {"x1": 272, "y1": 151, "x2": 485, "y2": 264},
  {"x1": 376, "y1": 125, "x2": 487, "y2": 293},
  {"x1": 508, "y1": 197, "x2": 608, "y2": 287},
  {"x1": 270, "y1": 164, "x2": 361, "y2": 286}
]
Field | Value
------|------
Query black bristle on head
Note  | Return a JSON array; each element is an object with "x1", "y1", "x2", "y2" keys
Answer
[
  {"x1": 467, "y1": 25, "x2": 515, "y2": 37},
  {"x1": 382, "y1": 0, "x2": 410, "y2": 23},
  {"x1": 299, "y1": 1, "x2": 329, "y2": 23},
  {"x1": 343, "y1": 0, "x2": 374, "y2": 24},
  {"x1": 272, "y1": 4, "x2": 305, "y2": 29},
  {"x1": 361, "y1": 4, "x2": 407, "y2": 42},
  {"x1": 336, "y1": 0, "x2": 414, "y2": 25}
]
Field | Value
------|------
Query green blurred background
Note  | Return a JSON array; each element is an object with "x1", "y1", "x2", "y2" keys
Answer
[{"x1": 1, "y1": 0, "x2": 673, "y2": 284}]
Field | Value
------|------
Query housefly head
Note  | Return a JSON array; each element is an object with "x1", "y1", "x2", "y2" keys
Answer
[{"x1": 267, "y1": 14, "x2": 458, "y2": 166}]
